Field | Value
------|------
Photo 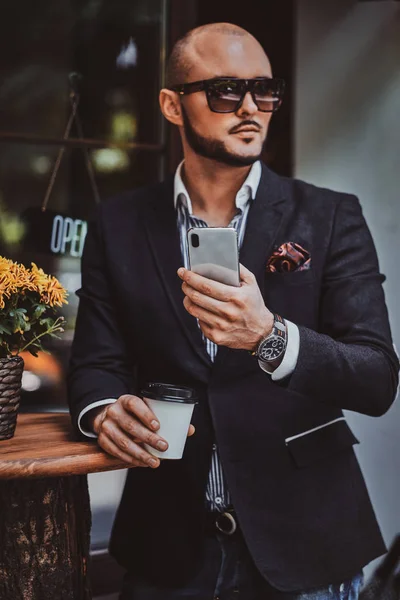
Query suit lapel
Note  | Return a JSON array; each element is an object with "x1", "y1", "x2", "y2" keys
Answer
[
  {"x1": 214, "y1": 164, "x2": 294, "y2": 369},
  {"x1": 240, "y1": 164, "x2": 292, "y2": 292},
  {"x1": 143, "y1": 179, "x2": 212, "y2": 370},
  {"x1": 143, "y1": 165, "x2": 294, "y2": 374}
]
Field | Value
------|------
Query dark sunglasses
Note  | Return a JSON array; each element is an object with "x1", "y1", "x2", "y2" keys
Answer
[{"x1": 169, "y1": 77, "x2": 285, "y2": 114}]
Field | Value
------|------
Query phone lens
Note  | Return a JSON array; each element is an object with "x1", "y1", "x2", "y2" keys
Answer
[{"x1": 191, "y1": 234, "x2": 199, "y2": 248}]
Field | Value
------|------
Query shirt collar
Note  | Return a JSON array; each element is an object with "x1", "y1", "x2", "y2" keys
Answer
[{"x1": 174, "y1": 160, "x2": 262, "y2": 215}]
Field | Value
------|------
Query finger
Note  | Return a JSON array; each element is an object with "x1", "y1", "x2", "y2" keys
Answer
[
  {"x1": 178, "y1": 268, "x2": 234, "y2": 302},
  {"x1": 115, "y1": 412, "x2": 169, "y2": 452},
  {"x1": 198, "y1": 320, "x2": 220, "y2": 344},
  {"x1": 119, "y1": 394, "x2": 160, "y2": 431},
  {"x1": 98, "y1": 433, "x2": 149, "y2": 467},
  {"x1": 183, "y1": 296, "x2": 223, "y2": 328},
  {"x1": 188, "y1": 424, "x2": 195, "y2": 437},
  {"x1": 182, "y1": 282, "x2": 227, "y2": 316},
  {"x1": 100, "y1": 419, "x2": 161, "y2": 468},
  {"x1": 239, "y1": 263, "x2": 256, "y2": 285}
]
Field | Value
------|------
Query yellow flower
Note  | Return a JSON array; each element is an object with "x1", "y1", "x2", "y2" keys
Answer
[
  {"x1": 0, "y1": 257, "x2": 37, "y2": 296},
  {"x1": 0, "y1": 255, "x2": 67, "y2": 308},
  {"x1": 0, "y1": 256, "x2": 13, "y2": 272},
  {"x1": 0, "y1": 270, "x2": 16, "y2": 299},
  {"x1": 41, "y1": 275, "x2": 68, "y2": 307},
  {"x1": 29, "y1": 262, "x2": 50, "y2": 295},
  {"x1": 10, "y1": 262, "x2": 36, "y2": 293}
]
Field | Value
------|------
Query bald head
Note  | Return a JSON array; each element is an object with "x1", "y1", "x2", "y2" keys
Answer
[{"x1": 166, "y1": 23, "x2": 271, "y2": 88}]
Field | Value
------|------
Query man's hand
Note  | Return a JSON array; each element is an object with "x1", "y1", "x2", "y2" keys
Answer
[
  {"x1": 178, "y1": 263, "x2": 273, "y2": 352},
  {"x1": 90, "y1": 395, "x2": 195, "y2": 469}
]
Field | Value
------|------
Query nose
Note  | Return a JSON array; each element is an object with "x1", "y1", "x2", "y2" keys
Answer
[{"x1": 236, "y1": 91, "x2": 258, "y2": 116}]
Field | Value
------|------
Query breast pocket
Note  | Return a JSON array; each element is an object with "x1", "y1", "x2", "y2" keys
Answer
[
  {"x1": 285, "y1": 418, "x2": 359, "y2": 468},
  {"x1": 265, "y1": 268, "x2": 316, "y2": 287},
  {"x1": 264, "y1": 269, "x2": 318, "y2": 327}
]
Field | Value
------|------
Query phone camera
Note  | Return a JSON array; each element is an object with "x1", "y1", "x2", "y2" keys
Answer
[{"x1": 191, "y1": 233, "x2": 199, "y2": 248}]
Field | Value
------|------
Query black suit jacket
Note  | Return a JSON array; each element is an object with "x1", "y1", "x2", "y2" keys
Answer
[{"x1": 68, "y1": 164, "x2": 399, "y2": 592}]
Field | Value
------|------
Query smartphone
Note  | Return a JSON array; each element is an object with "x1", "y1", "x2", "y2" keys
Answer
[{"x1": 187, "y1": 227, "x2": 240, "y2": 287}]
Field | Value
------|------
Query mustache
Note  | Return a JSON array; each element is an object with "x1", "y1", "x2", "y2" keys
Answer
[{"x1": 229, "y1": 120, "x2": 262, "y2": 134}]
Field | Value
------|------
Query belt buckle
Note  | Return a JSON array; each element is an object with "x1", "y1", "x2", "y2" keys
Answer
[{"x1": 215, "y1": 511, "x2": 237, "y2": 535}]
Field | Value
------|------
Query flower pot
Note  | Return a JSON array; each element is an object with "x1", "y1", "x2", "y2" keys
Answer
[{"x1": 0, "y1": 356, "x2": 24, "y2": 441}]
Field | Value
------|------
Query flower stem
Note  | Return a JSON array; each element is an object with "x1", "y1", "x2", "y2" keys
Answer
[{"x1": 18, "y1": 317, "x2": 65, "y2": 354}]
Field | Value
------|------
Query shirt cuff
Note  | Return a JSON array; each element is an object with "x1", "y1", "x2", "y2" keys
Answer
[
  {"x1": 258, "y1": 320, "x2": 300, "y2": 381},
  {"x1": 78, "y1": 399, "x2": 118, "y2": 438}
]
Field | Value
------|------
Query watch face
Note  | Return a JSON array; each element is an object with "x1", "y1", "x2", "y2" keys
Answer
[{"x1": 259, "y1": 336, "x2": 286, "y2": 361}]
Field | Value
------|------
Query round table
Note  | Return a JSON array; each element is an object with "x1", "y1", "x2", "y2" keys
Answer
[{"x1": 0, "y1": 412, "x2": 129, "y2": 600}]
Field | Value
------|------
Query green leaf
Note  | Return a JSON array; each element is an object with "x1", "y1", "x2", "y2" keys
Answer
[
  {"x1": 32, "y1": 305, "x2": 46, "y2": 320},
  {"x1": 0, "y1": 324, "x2": 12, "y2": 335},
  {"x1": 39, "y1": 317, "x2": 54, "y2": 328}
]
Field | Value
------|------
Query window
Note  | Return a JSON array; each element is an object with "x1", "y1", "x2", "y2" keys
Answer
[{"x1": 0, "y1": 0, "x2": 168, "y2": 410}]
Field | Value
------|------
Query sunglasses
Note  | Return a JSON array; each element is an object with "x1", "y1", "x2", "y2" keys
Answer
[{"x1": 169, "y1": 77, "x2": 285, "y2": 114}]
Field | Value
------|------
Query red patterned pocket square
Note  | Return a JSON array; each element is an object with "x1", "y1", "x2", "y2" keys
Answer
[{"x1": 266, "y1": 242, "x2": 311, "y2": 273}]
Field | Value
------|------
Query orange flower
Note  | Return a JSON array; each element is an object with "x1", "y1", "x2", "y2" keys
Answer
[
  {"x1": 0, "y1": 257, "x2": 36, "y2": 296},
  {"x1": 0, "y1": 256, "x2": 68, "y2": 358},
  {"x1": 10, "y1": 262, "x2": 36, "y2": 293},
  {"x1": 41, "y1": 275, "x2": 68, "y2": 307},
  {"x1": 0, "y1": 265, "x2": 17, "y2": 301},
  {"x1": 0, "y1": 279, "x2": 6, "y2": 309},
  {"x1": 30, "y1": 262, "x2": 49, "y2": 295}
]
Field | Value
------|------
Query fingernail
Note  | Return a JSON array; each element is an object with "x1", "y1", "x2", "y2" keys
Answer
[
  {"x1": 151, "y1": 420, "x2": 159, "y2": 430},
  {"x1": 178, "y1": 268, "x2": 185, "y2": 277},
  {"x1": 157, "y1": 440, "x2": 168, "y2": 451},
  {"x1": 148, "y1": 458, "x2": 158, "y2": 468}
]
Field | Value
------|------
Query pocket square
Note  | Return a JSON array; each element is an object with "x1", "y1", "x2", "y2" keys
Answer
[{"x1": 266, "y1": 242, "x2": 311, "y2": 273}]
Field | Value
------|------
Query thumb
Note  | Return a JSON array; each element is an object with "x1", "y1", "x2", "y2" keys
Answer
[{"x1": 239, "y1": 263, "x2": 255, "y2": 285}]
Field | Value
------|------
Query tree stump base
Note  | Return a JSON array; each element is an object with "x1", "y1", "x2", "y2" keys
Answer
[{"x1": 0, "y1": 475, "x2": 92, "y2": 600}]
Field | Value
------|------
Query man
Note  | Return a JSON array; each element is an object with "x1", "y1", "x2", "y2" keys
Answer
[{"x1": 68, "y1": 22, "x2": 399, "y2": 600}]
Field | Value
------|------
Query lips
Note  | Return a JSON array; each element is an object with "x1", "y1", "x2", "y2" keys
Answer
[{"x1": 233, "y1": 127, "x2": 259, "y2": 134}]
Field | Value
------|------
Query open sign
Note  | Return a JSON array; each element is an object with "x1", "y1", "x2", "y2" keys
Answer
[
  {"x1": 50, "y1": 216, "x2": 87, "y2": 258},
  {"x1": 21, "y1": 208, "x2": 88, "y2": 259}
]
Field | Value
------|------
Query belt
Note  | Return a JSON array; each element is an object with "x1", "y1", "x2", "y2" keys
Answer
[{"x1": 205, "y1": 508, "x2": 238, "y2": 536}]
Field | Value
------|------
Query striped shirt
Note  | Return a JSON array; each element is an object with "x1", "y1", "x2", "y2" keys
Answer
[{"x1": 174, "y1": 160, "x2": 262, "y2": 512}]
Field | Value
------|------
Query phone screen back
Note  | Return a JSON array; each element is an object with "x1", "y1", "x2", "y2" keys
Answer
[{"x1": 187, "y1": 227, "x2": 240, "y2": 287}]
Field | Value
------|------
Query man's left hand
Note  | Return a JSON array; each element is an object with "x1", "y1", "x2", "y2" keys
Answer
[{"x1": 178, "y1": 264, "x2": 273, "y2": 352}]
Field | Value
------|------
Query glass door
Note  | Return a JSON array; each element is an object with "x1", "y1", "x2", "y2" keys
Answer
[{"x1": 0, "y1": 0, "x2": 168, "y2": 410}]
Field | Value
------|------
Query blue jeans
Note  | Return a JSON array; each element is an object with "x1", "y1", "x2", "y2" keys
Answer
[{"x1": 119, "y1": 529, "x2": 363, "y2": 600}]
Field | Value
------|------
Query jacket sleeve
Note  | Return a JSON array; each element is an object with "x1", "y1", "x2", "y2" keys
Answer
[
  {"x1": 67, "y1": 207, "x2": 135, "y2": 435},
  {"x1": 285, "y1": 194, "x2": 399, "y2": 416}
]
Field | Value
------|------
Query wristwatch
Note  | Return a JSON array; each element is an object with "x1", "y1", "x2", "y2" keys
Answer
[{"x1": 252, "y1": 313, "x2": 287, "y2": 365}]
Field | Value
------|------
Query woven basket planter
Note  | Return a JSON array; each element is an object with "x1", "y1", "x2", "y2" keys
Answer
[{"x1": 0, "y1": 356, "x2": 24, "y2": 441}]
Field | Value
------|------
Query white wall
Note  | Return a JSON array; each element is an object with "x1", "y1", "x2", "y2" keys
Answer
[{"x1": 295, "y1": 0, "x2": 400, "y2": 579}]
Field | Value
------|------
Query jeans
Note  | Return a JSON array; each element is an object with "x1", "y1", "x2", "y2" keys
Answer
[{"x1": 119, "y1": 528, "x2": 364, "y2": 600}]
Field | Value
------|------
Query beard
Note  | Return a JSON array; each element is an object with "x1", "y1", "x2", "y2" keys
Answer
[{"x1": 181, "y1": 105, "x2": 265, "y2": 167}]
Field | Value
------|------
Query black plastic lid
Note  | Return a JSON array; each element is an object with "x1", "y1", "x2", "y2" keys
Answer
[{"x1": 141, "y1": 382, "x2": 197, "y2": 404}]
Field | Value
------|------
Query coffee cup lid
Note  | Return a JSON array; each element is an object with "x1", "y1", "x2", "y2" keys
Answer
[{"x1": 141, "y1": 382, "x2": 197, "y2": 404}]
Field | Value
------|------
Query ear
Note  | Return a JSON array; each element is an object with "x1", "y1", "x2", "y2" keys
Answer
[{"x1": 159, "y1": 89, "x2": 183, "y2": 126}]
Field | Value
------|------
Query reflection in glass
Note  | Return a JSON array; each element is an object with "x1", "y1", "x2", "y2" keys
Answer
[{"x1": 0, "y1": 0, "x2": 167, "y2": 412}]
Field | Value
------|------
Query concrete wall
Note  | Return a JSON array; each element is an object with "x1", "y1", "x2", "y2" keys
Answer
[{"x1": 295, "y1": 0, "x2": 400, "y2": 578}]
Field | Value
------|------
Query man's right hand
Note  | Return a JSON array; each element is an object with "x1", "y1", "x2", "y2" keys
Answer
[{"x1": 89, "y1": 394, "x2": 195, "y2": 469}]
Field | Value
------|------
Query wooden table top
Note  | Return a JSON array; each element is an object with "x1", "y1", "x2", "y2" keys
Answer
[{"x1": 0, "y1": 413, "x2": 130, "y2": 479}]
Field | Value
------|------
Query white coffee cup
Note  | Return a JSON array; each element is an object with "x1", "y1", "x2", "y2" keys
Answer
[{"x1": 141, "y1": 383, "x2": 197, "y2": 460}]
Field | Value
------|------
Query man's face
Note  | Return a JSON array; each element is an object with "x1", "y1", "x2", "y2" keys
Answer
[{"x1": 178, "y1": 35, "x2": 275, "y2": 167}]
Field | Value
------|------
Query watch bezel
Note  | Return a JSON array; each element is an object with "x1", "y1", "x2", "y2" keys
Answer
[
  {"x1": 257, "y1": 335, "x2": 286, "y2": 362},
  {"x1": 255, "y1": 314, "x2": 287, "y2": 363}
]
